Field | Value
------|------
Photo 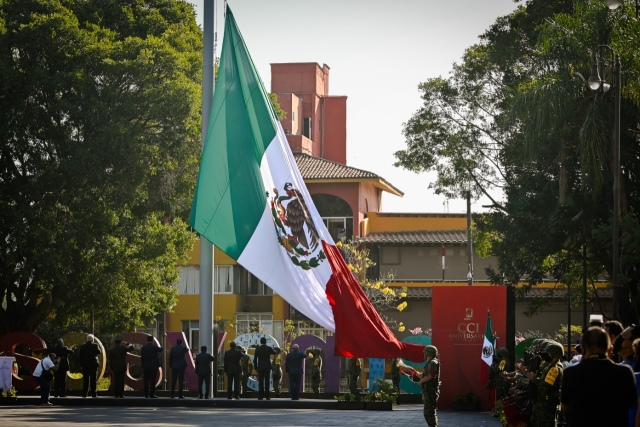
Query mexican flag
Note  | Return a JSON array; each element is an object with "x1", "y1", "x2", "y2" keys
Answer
[
  {"x1": 479, "y1": 310, "x2": 494, "y2": 383},
  {"x1": 190, "y1": 6, "x2": 425, "y2": 362}
]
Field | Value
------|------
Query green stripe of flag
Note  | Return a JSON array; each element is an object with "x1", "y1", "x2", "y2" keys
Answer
[{"x1": 190, "y1": 6, "x2": 279, "y2": 259}]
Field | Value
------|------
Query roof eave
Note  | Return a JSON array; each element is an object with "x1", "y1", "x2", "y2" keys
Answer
[{"x1": 303, "y1": 177, "x2": 404, "y2": 197}]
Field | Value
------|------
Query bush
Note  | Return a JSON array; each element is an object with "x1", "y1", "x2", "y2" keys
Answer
[
  {"x1": 453, "y1": 392, "x2": 479, "y2": 403},
  {"x1": 334, "y1": 393, "x2": 356, "y2": 402},
  {"x1": 363, "y1": 379, "x2": 398, "y2": 405},
  {"x1": 97, "y1": 377, "x2": 110, "y2": 390}
]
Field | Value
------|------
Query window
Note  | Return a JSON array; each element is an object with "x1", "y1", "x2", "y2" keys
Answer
[
  {"x1": 246, "y1": 272, "x2": 273, "y2": 295},
  {"x1": 177, "y1": 266, "x2": 199, "y2": 294},
  {"x1": 177, "y1": 265, "x2": 240, "y2": 294},
  {"x1": 215, "y1": 265, "x2": 233, "y2": 293},
  {"x1": 272, "y1": 320, "x2": 284, "y2": 346},
  {"x1": 311, "y1": 194, "x2": 354, "y2": 242},
  {"x1": 236, "y1": 313, "x2": 273, "y2": 336},
  {"x1": 322, "y1": 217, "x2": 353, "y2": 242},
  {"x1": 298, "y1": 321, "x2": 333, "y2": 341},
  {"x1": 181, "y1": 320, "x2": 199, "y2": 350}
]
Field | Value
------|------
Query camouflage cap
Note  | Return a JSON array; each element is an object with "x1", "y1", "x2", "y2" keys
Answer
[
  {"x1": 546, "y1": 341, "x2": 564, "y2": 358},
  {"x1": 497, "y1": 347, "x2": 509, "y2": 358},
  {"x1": 536, "y1": 339, "x2": 551, "y2": 354},
  {"x1": 424, "y1": 345, "x2": 438, "y2": 357}
]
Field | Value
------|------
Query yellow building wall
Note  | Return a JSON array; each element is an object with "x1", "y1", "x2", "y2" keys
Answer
[
  {"x1": 272, "y1": 294, "x2": 287, "y2": 319},
  {"x1": 169, "y1": 294, "x2": 243, "y2": 337},
  {"x1": 364, "y1": 212, "x2": 467, "y2": 234},
  {"x1": 393, "y1": 281, "x2": 608, "y2": 289},
  {"x1": 182, "y1": 238, "x2": 237, "y2": 266},
  {"x1": 214, "y1": 294, "x2": 243, "y2": 339},
  {"x1": 168, "y1": 295, "x2": 199, "y2": 332}
]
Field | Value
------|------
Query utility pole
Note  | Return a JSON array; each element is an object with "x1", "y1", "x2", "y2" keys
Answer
[
  {"x1": 467, "y1": 191, "x2": 473, "y2": 286},
  {"x1": 199, "y1": 0, "x2": 215, "y2": 398}
]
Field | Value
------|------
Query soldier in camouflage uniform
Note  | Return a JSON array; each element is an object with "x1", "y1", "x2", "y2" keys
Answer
[
  {"x1": 271, "y1": 348, "x2": 283, "y2": 397},
  {"x1": 348, "y1": 357, "x2": 361, "y2": 399},
  {"x1": 493, "y1": 347, "x2": 511, "y2": 401},
  {"x1": 418, "y1": 345, "x2": 440, "y2": 427},
  {"x1": 240, "y1": 346, "x2": 252, "y2": 397},
  {"x1": 390, "y1": 358, "x2": 401, "y2": 392},
  {"x1": 310, "y1": 350, "x2": 322, "y2": 398},
  {"x1": 528, "y1": 341, "x2": 563, "y2": 427}
]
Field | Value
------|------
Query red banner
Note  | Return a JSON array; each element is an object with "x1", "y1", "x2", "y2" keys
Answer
[{"x1": 432, "y1": 286, "x2": 506, "y2": 410}]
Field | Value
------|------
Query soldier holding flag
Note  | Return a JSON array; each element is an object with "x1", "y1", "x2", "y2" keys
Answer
[{"x1": 418, "y1": 345, "x2": 440, "y2": 427}]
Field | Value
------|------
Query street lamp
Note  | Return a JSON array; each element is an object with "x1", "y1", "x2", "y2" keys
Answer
[
  {"x1": 586, "y1": 44, "x2": 621, "y2": 320},
  {"x1": 600, "y1": 0, "x2": 639, "y2": 17}
]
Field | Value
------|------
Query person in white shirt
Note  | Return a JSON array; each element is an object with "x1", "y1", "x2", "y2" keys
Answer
[{"x1": 33, "y1": 353, "x2": 59, "y2": 406}]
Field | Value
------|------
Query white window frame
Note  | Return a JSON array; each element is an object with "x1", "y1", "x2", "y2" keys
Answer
[
  {"x1": 181, "y1": 320, "x2": 199, "y2": 350},
  {"x1": 298, "y1": 321, "x2": 333, "y2": 341},
  {"x1": 236, "y1": 313, "x2": 273, "y2": 336},
  {"x1": 321, "y1": 216, "x2": 353, "y2": 241},
  {"x1": 215, "y1": 265, "x2": 233, "y2": 294}
]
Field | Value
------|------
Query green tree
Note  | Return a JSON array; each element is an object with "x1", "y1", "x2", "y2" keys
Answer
[
  {"x1": 269, "y1": 93, "x2": 287, "y2": 121},
  {"x1": 395, "y1": 0, "x2": 640, "y2": 323},
  {"x1": 0, "y1": 0, "x2": 202, "y2": 334}
]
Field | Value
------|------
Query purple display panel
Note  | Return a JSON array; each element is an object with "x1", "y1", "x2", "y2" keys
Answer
[
  {"x1": 290, "y1": 335, "x2": 341, "y2": 393},
  {"x1": 166, "y1": 331, "x2": 198, "y2": 391}
]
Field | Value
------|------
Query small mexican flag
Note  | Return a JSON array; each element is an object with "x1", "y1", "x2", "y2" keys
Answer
[
  {"x1": 190, "y1": 5, "x2": 425, "y2": 362},
  {"x1": 479, "y1": 310, "x2": 494, "y2": 383}
]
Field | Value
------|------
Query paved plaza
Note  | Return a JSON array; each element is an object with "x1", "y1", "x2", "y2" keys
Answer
[{"x1": 1, "y1": 404, "x2": 500, "y2": 427}]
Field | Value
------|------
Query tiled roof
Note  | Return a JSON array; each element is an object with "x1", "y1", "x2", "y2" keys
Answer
[
  {"x1": 401, "y1": 287, "x2": 612, "y2": 299},
  {"x1": 525, "y1": 288, "x2": 613, "y2": 298},
  {"x1": 359, "y1": 230, "x2": 468, "y2": 245},
  {"x1": 294, "y1": 153, "x2": 403, "y2": 196}
]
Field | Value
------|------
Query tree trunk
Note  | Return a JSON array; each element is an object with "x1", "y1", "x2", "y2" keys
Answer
[{"x1": 558, "y1": 142, "x2": 567, "y2": 205}]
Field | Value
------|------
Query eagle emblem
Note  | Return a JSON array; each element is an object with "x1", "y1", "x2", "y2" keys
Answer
[
  {"x1": 267, "y1": 183, "x2": 325, "y2": 270},
  {"x1": 482, "y1": 346, "x2": 493, "y2": 359}
]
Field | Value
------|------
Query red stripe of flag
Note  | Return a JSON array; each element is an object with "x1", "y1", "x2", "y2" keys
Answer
[{"x1": 323, "y1": 241, "x2": 425, "y2": 362}]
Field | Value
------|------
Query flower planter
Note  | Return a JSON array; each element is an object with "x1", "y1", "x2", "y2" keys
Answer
[
  {"x1": 452, "y1": 401, "x2": 479, "y2": 411},
  {"x1": 337, "y1": 401, "x2": 366, "y2": 410},
  {"x1": 365, "y1": 401, "x2": 393, "y2": 411}
]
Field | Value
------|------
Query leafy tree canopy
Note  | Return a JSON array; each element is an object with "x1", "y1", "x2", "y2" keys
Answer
[
  {"x1": 395, "y1": 0, "x2": 640, "y2": 323},
  {"x1": 0, "y1": 0, "x2": 202, "y2": 334}
]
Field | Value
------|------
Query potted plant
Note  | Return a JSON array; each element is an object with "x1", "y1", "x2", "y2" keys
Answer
[
  {"x1": 363, "y1": 379, "x2": 396, "y2": 410},
  {"x1": 452, "y1": 392, "x2": 480, "y2": 411},
  {"x1": 0, "y1": 386, "x2": 17, "y2": 405},
  {"x1": 335, "y1": 393, "x2": 365, "y2": 410},
  {"x1": 494, "y1": 399, "x2": 508, "y2": 426}
]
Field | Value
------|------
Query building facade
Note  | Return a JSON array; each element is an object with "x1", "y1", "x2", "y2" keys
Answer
[{"x1": 166, "y1": 63, "x2": 611, "y2": 390}]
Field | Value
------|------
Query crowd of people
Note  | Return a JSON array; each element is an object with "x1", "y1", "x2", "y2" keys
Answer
[
  {"x1": 496, "y1": 320, "x2": 640, "y2": 427},
  {"x1": 223, "y1": 337, "x2": 324, "y2": 401},
  {"x1": 31, "y1": 320, "x2": 637, "y2": 427},
  {"x1": 37, "y1": 324, "x2": 640, "y2": 427},
  {"x1": 32, "y1": 334, "x2": 334, "y2": 404}
]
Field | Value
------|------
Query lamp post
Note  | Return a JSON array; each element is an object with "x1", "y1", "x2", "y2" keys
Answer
[
  {"x1": 467, "y1": 190, "x2": 473, "y2": 286},
  {"x1": 586, "y1": 44, "x2": 621, "y2": 321},
  {"x1": 600, "y1": 0, "x2": 639, "y2": 17}
]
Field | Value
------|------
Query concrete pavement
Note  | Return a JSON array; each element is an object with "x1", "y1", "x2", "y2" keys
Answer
[{"x1": 0, "y1": 404, "x2": 501, "y2": 426}]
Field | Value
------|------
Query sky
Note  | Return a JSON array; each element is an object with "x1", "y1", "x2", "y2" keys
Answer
[{"x1": 187, "y1": 0, "x2": 519, "y2": 214}]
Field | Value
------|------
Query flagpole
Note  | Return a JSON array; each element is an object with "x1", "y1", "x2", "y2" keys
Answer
[{"x1": 199, "y1": 0, "x2": 215, "y2": 397}]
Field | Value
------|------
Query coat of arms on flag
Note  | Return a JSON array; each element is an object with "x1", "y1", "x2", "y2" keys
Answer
[{"x1": 268, "y1": 183, "x2": 326, "y2": 270}]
